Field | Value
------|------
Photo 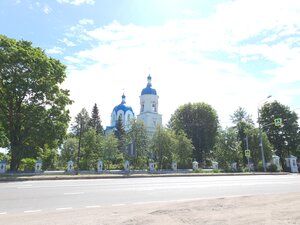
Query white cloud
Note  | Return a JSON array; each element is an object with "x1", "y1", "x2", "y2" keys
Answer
[
  {"x1": 61, "y1": 0, "x2": 300, "y2": 128},
  {"x1": 56, "y1": 0, "x2": 95, "y2": 6},
  {"x1": 43, "y1": 4, "x2": 52, "y2": 14},
  {"x1": 60, "y1": 38, "x2": 76, "y2": 47},
  {"x1": 79, "y1": 19, "x2": 94, "y2": 25},
  {"x1": 46, "y1": 46, "x2": 64, "y2": 54}
]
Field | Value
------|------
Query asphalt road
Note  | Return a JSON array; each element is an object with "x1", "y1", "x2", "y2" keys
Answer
[{"x1": 0, "y1": 174, "x2": 300, "y2": 216}]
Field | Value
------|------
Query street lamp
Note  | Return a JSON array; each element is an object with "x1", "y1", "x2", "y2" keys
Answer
[{"x1": 257, "y1": 95, "x2": 272, "y2": 172}]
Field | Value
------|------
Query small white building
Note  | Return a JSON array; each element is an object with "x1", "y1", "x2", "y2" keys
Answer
[{"x1": 286, "y1": 155, "x2": 298, "y2": 173}]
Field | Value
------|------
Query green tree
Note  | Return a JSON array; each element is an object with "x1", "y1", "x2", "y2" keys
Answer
[
  {"x1": 72, "y1": 108, "x2": 91, "y2": 136},
  {"x1": 80, "y1": 129, "x2": 103, "y2": 170},
  {"x1": 213, "y1": 127, "x2": 242, "y2": 171},
  {"x1": 151, "y1": 126, "x2": 174, "y2": 169},
  {"x1": 173, "y1": 130, "x2": 194, "y2": 169},
  {"x1": 0, "y1": 35, "x2": 72, "y2": 171},
  {"x1": 114, "y1": 115, "x2": 127, "y2": 152},
  {"x1": 127, "y1": 119, "x2": 149, "y2": 169},
  {"x1": 60, "y1": 137, "x2": 78, "y2": 166},
  {"x1": 245, "y1": 128, "x2": 273, "y2": 170},
  {"x1": 259, "y1": 101, "x2": 300, "y2": 168},
  {"x1": 89, "y1": 103, "x2": 103, "y2": 135},
  {"x1": 230, "y1": 107, "x2": 254, "y2": 167},
  {"x1": 38, "y1": 146, "x2": 59, "y2": 170},
  {"x1": 102, "y1": 134, "x2": 119, "y2": 169},
  {"x1": 0, "y1": 125, "x2": 9, "y2": 147},
  {"x1": 169, "y1": 102, "x2": 218, "y2": 166}
]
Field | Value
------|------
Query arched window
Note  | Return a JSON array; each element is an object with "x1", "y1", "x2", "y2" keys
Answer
[
  {"x1": 141, "y1": 103, "x2": 144, "y2": 112},
  {"x1": 152, "y1": 103, "x2": 156, "y2": 112}
]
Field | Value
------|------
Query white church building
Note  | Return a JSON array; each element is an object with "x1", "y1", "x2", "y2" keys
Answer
[{"x1": 105, "y1": 74, "x2": 162, "y2": 136}]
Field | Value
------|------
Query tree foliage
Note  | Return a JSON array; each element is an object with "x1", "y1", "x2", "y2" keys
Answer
[
  {"x1": 80, "y1": 129, "x2": 103, "y2": 170},
  {"x1": 71, "y1": 108, "x2": 91, "y2": 136},
  {"x1": 89, "y1": 103, "x2": 103, "y2": 135},
  {"x1": 114, "y1": 115, "x2": 127, "y2": 152},
  {"x1": 0, "y1": 35, "x2": 72, "y2": 171},
  {"x1": 102, "y1": 134, "x2": 119, "y2": 169},
  {"x1": 151, "y1": 126, "x2": 174, "y2": 169},
  {"x1": 169, "y1": 102, "x2": 218, "y2": 166},
  {"x1": 230, "y1": 107, "x2": 254, "y2": 167},
  {"x1": 259, "y1": 101, "x2": 300, "y2": 168},
  {"x1": 213, "y1": 127, "x2": 242, "y2": 170},
  {"x1": 127, "y1": 119, "x2": 149, "y2": 169},
  {"x1": 60, "y1": 136, "x2": 78, "y2": 165},
  {"x1": 172, "y1": 130, "x2": 194, "y2": 168}
]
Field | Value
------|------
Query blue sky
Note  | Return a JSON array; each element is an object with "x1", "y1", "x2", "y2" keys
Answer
[{"x1": 1, "y1": 0, "x2": 300, "y2": 128}]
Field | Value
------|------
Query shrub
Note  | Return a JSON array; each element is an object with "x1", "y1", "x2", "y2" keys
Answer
[
  {"x1": 19, "y1": 158, "x2": 36, "y2": 172},
  {"x1": 267, "y1": 163, "x2": 278, "y2": 172}
]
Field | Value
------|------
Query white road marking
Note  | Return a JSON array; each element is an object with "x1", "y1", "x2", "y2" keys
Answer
[
  {"x1": 16, "y1": 185, "x2": 33, "y2": 189},
  {"x1": 0, "y1": 212, "x2": 7, "y2": 215},
  {"x1": 56, "y1": 207, "x2": 73, "y2": 211},
  {"x1": 112, "y1": 203, "x2": 125, "y2": 207},
  {"x1": 85, "y1": 205, "x2": 101, "y2": 208},
  {"x1": 64, "y1": 192, "x2": 84, "y2": 195},
  {"x1": 24, "y1": 210, "x2": 42, "y2": 213}
]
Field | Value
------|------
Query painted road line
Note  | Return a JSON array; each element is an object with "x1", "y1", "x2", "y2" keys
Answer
[
  {"x1": 63, "y1": 192, "x2": 84, "y2": 195},
  {"x1": 0, "y1": 212, "x2": 7, "y2": 215},
  {"x1": 85, "y1": 205, "x2": 101, "y2": 209},
  {"x1": 112, "y1": 203, "x2": 126, "y2": 207},
  {"x1": 24, "y1": 210, "x2": 42, "y2": 213},
  {"x1": 56, "y1": 207, "x2": 73, "y2": 211},
  {"x1": 16, "y1": 185, "x2": 33, "y2": 189}
]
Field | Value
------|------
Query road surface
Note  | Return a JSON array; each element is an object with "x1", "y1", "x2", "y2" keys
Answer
[{"x1": 0, "y1": 174, "x2": 300, "y2": 224}]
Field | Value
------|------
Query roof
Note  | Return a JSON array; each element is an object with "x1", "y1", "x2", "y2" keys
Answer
[
  {"x1": 141, "y1": 74, "x2": 157, "y2": 95},
  {"x1": 112, "y1": 94, "x2": 134, "y2": 114}
]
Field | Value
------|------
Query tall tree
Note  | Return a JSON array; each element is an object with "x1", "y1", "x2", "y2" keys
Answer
[
  {"x1": 127, "y1": 119, "x2": 149, "y2": 169},
  {"x1": 80, "y1": 129, "x2": 103, "y2": 170},
  {"x1": 0, "y1": 35, "x2": 72, "y2": 171},
  {"x1": 230, "y1": 107, "x2": 254, "y2": 166},
  {"x1": 151, "y1": 126, "x2": 174, "y2": 169},
  {"x1": 60, "y1": 136, "x2": 78, "y2": 166},
  {"x1": 114, "y1": 115, "x2": 126, "y2": 152},
  {"x1": 102, "y1": 134, "x2": 119, "y2": 169},
  {"x1": 172, "y1": 130, "x2": 194, "y2": 169},
  {"x1": 213, "y1": 127, "x2": 242, "y2": 170},
  {"x1": 245, "y1": 128, "x2": 273, "y2": 170},
  {"x1": 71, "y1": 108, "x2": 90, "y2": 136},
  {"x1": 259, "y1": 101, "x2": 300, "y2": 168},
  {"x1": 169, "y1": 102, "x2": 219, "y2": 166},
  {"x1": 89, "y1": 103, "x2": 103, "y2": 135}
]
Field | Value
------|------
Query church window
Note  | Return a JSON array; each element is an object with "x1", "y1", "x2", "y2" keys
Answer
[
  {"x1": 152, "y1": 103, "x2": 156, "y2": 112},
  {"x1": 141, "y1": 103, "x2": 144, "y2": 112}
]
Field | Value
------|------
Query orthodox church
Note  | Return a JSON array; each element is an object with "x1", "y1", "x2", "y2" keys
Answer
[{"x1": 105, "y1": 75, "x2": 162, "y2": 136}]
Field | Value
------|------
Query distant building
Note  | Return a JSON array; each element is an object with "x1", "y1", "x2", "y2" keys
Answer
[
  {"x1": 105, "y1": 74, "x2": 162, "y2": 136},
  {"x1": 105, "y1": 93, "x2": 134, "y2": 135}
]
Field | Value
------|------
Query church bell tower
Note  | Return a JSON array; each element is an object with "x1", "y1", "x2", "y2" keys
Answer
[{"x1": 137, "y1": 75, "x2": 162, "y2": 136}]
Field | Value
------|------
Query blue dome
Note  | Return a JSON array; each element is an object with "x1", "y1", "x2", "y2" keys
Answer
[
  {"x1": 141, "y1": 74, "x2": 157, "y2": 95},
  {"x1": 113, "y1": 104, "x2": 134, "y2": 114},
  {"x1": 113, "y1": 94, "x2": 134, "y2": 114},
  {"x1": 141, "y1": 86, "x2": 157, "y2": 95}
]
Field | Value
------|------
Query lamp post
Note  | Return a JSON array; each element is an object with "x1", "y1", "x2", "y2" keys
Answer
[
  {"x1": 77, "y1": 116, "x2": 83, "y2": 175},
  {"x1": 257, "y1": 95, "x2": 272, "y2": 172}
]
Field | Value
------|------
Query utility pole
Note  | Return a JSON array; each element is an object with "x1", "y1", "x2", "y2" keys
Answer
[
  {"x1": 257, "y1": 95, "x2": 272, "y2": 172},
  {"x1": 77, "y1": 116, "x2": 83, "y2": 175}
]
